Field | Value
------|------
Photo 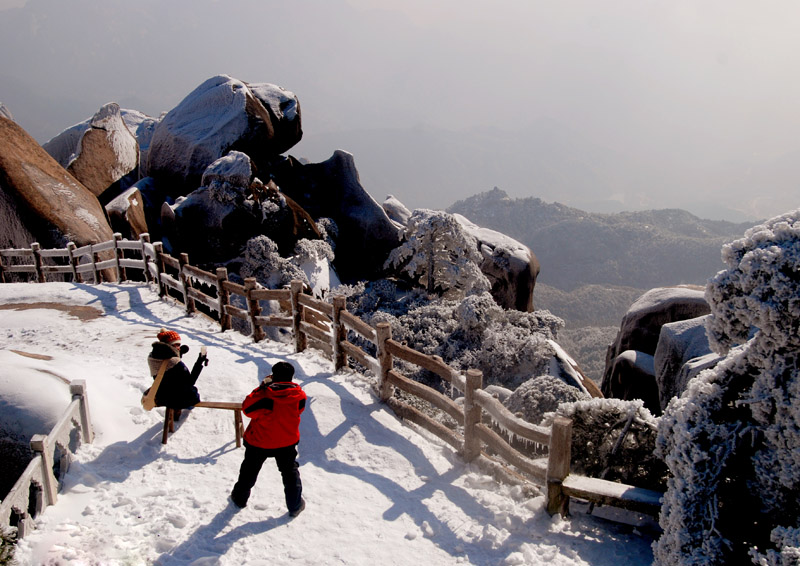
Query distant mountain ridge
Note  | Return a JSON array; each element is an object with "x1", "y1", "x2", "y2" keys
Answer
[{"x1": 448, "y1": 187, "x2": 757, "y2": 292}]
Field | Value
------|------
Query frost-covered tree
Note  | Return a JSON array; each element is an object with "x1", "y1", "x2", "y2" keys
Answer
[
  {"x1": 384, "y1": 209, "x2": 490, "y2": 299},
  {"x1": 240, "y1": 235, "x2": 306, "y2": 288},
  {"x1": 653, "y1": 209, "x2": 800, "y2": 566}
]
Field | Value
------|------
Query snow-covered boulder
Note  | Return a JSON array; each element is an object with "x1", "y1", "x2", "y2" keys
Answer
[
  {"x1": 105, "y1": 186, "x2": 149, "y2": 240},
  {"x1": 548, "y1": 339, "x2": 602, "y2": 397},
  {"x1": 605, "y1": 349, "x2": 660, "y2": 414},
  {"x1": 273, "y1": 150, "x2": 402, "y2": 283},
  {"x1": 601, "y1": 285, "x2": 710, "y2": 401},
  {"x1": 382, "y1": 194, "x2": 411, "y2": 227},
  {"x1": 61, "y1": 103, "x2": 139, "y2": 200},
  {"x1": 164, "y1": 152, "x2": 320, "y2": 264},
  {"x1": 44, "y1": 107, "x2": 158, "y2": 177},
  {"x1": 653, "y1": 315, "x2": 716, "y2": 411},
  {"x1": 143, "y1": 75, "x2": 302, "y2": 194},
  {"x1": 0, "y1": 350, "x2": 71, "y2": 500},
  {"x1": 0, "y1": 116, "x2": 114, "y2": 251},
  {"x1": 453, "y1": 213, "x2": 540, "y2": 312}
]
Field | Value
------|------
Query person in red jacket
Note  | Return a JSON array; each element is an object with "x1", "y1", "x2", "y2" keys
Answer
[{"x1": 230, "y1": 361, "x2": 307, "y2": 516}]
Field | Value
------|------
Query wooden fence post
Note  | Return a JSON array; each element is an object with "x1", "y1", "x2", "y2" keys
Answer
[
  {"x1": 245, "y1": 277, "x2": 265, "y2": 342},
  {"x1": 462, "y1": 369, "x2": 483, "y2": 462},
  {"x1": 376, "y1": 322, "x2": 393, "y2": 401},
  {"x1": 546, "y1": 416, "x2": 573, "y2": 516},
  {"x1": 139, "y1": 233, "x2": 152, "y2": 283},
  {"x1": 332, "y1": 295, "x2": 347, "y2": 371},
  {"x1": 153, "y1": 242, "x2": 166, "y2": 297},
  {"x1": 66, "y1": 242, "x2": 80, "y2": 282},
  {"x1": 216, "y1": 267, "x2": 232, "y2": 331},
  {"x1": 113, "y1": 233, "x2": 126, "y2": 282},
  {"x1": 90, "y1": 243, "x2": 100, "y2": 284},
  {"x1": 291, "y1": 280, "x2": 306, "y2": 353},
  {"x1": 70, "y1": 380, "x2": 94, "y2": 444},
  {"x1": 30, "y1": 435, "x2": 58, "y2": 506},
  {"x1": 178, "y1": 253, "x2": 195, "y2": 314},
  {"x1": 31, "y1": 242, "x2": 45, "y2": 283}
]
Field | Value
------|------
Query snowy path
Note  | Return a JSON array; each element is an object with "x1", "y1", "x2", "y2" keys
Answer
[{"x1": 0, "y1": 282, "x2": 656, "y2": 565}]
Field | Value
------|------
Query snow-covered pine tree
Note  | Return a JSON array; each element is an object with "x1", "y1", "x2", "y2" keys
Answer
[{"x1": 384, "y1": 209, "x2": 490, "y2": 299}]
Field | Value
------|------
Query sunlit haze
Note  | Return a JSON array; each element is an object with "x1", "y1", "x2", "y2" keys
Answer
[{"x1": 1, "y1": 0, "x2": 798, "y2": 221}]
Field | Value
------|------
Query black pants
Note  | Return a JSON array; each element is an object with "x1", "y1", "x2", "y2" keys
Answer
[{"x1": 231, "y1": 441, "x2": 302, "y2": 512}]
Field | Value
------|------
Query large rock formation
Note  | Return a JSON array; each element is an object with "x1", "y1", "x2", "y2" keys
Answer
[
  {"x1": 454, "y1": 213, "x2": 540, "y2": 312},
  {"x1": 0, "y1": 116, "x2": 114, "y2": 250},
  {"x1": 272, "y1": 151, "x2": 402, "y2": 283},
  {"x1": 163, "y1": 152, "x2": 320, "y2": 265},
  {"x1": 106, "y1": 186, "x2": 149, "y2": 240},
  {"x1": 653, "y1": 315, "x2": 717, "y2": 411},
  {"x1": 143, "y1": 75, "x2": 302, "y2": 195},
  {"x1": 601, "y1": 285, "x2": 710, "y2": 413},
  {"x1": 64, "y1": 103, "x2": 139, "y2": 201}
]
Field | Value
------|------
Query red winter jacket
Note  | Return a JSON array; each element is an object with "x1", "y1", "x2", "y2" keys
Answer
[{"x1": 242, "y1": 380, "x2": 306, "y2": 449}]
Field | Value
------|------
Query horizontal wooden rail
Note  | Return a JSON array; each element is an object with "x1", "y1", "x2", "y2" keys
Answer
[{"x1": 387, "y1": 369, "x2": 463, "y2": 424}]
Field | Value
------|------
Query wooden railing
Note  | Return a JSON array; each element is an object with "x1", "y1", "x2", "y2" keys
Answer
[
  {"x1": 0, "y1": 381, "x2": 94, "y2": 538},
  {"x1": 0, "y1": 236, "x2": 663, "y2": 518}
]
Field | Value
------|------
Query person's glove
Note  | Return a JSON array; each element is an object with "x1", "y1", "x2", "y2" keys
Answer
[{"x1": 197, "y1": 346, "x2": 208, "y2": 367}]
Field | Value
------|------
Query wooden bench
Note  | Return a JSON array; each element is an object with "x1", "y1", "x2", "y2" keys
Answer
[{"x1": 162, "y1": 401, "x2": 244, "y2": 446}]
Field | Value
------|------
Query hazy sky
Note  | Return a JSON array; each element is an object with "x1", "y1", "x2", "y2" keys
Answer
[{"x1": 1, "y1": 0, "x2": 798, "y2": 221}]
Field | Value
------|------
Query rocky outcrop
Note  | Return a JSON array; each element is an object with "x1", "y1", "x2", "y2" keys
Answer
[
  {"x1": 0, "y1": 103, "x2": 12, "y2": 121},
  {"x1": 106, "y1": 187, "x2": 148, "y2": 240},
  {"x1": 0, "y1": 116, "x2": 114, "y2": 250},
  {"x1": 601, "y1": 286, "x2": 711, "y2": 414},
  {"x1": 163, "y1": 152, "x2": 320, "y2": 265},
  {"x1": 653, "y1": 315, "x2": 716, "y2": 411},
  {"x1": 382, "y1": 194, "x2": 411, "y2": 227},
  {"x1": 454, "y1": 213, "x2": 540, "y2": 312},
  {"x1": 143, "y1": 75, "x2": 302, "y2": 195},
  {"x1": 63, "y1": 103, "x2": 139, "y2": 201},
  {"x1": 272, "y1": 151, "x2": 402, "y2": 283}
]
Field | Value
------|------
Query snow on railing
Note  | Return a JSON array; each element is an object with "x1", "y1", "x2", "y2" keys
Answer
[
  {"x1": 0, "y1": 380, "x2": 94, "y2": 539},
  {"x1": 0, "y1": 236, "x2": 663, "y2": 518}
]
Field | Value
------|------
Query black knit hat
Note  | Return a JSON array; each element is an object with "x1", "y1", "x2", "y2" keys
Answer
[{"x1": 271, "y1": 361, "x2": 295, "y2": 382}]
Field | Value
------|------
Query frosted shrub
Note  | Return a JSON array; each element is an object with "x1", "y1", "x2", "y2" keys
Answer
[
  {"x1": 384, "y1": 209, "x2": 491, "y2": 299},
  {"x1": 543, "y1": 398, "x2": 665, "y2": 491},
  {"x1": 240, "y1": 235, "x2": 306, "y2": 288},
  {"x1": 654, "y1": 209, "x2": 800, "y2": 566}
]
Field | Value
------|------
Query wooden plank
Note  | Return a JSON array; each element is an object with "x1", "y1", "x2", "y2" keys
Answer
[
  {"x1": 119, "y1": 258, "x2": 145, "y2": 270},
  {"x1": 75, "y1": 264, "x2": 96, "y2": 274},
  {"x1": 253, "y1": 315, "x2": 293, "y2": 327},
  {"x1": 160, "y1": 273, "x2": 182, "y2": 291},
  {"x1": 300, "y1": 320, "x2": 331, "y2": 344},
  {"x1": 160, "y1": 254, "x2": 180, "y2": 270},
  {"x1": 561, "y1": 475, "x2": 663, "y2": 516},
  {"x1": 194, "y1": 401, "x2": 242, "y2": 410},
  {"x1": 38, "y1": 248, "x2": 70, "y2": 258},
  {"x1": 298, "y1": 293, "x2": 334, "y2": 316},
  {"x1": 4, "y1": 265, "x2": 37, "y2": 273},
  {"x1": 340, "y1": 340, "x2": 379, "y2": 373},
  {"x1": 0, "y1": 249, "x2": 34, "y2": 257},
  {"x1": 385, "y1": 396, "x2": 463, "y2": 451},
  {"x1": 182, "y1": 264, "x2": 218, "y2": 286},
  {"x1": 95, "y1": 258, "x2": 117, "y2": 270},
  {"x1": 187, "y1": 287, "x2": 220, "y2": 310},
  {"x1": 340, "y1": 311, "x2": 376, "y2": 342},
  {"x1": 385, "y1": 339, "x2": 457, "y2": 385},
  {"x1": 304, "y1": 308, "x2": 331, "y2": 327},
  {"x1": 91, "y1": 240, "x2": 116, "y2": 253},
  {"x1": 40, "y1": 265, "x2": 73, "y2": 274},
  {"x1": 250, "y1": 288, "x2": 291, "y2": 302},
  {"x1": 222, "y1": 280, "x2": 246, "y2": 297},
  {"x1": 72, "y1": 244, "x2": 93, "y2": 257},
  {"x1": 116, "y1": 241, "x2": 144, "y2": 251},
  {"x1": 475, "y1": 424, "x2": 549, "y2": 483},
  {"x1": 386, "y1": 369, "x2": 463, "y2": 424},
  {"x1": 473, "y1": 389, "x2": 551, "y2": 445},
  {"x1": 224, "y1": 304, "x2": 250, "y2": 320}
]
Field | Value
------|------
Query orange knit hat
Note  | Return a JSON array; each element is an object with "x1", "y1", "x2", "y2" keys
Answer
[{"x1": 157, "y1": 328, "x2": 181, "y2": 344}]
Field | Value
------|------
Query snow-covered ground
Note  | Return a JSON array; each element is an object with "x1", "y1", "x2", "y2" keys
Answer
[{"x1": 0, "y1": 282, "x2": 657, "y2": 565}]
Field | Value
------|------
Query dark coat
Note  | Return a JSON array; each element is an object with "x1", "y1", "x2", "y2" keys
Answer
[{"x1": 147, "y1": 341, "x2": 202, "y2": 409}]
